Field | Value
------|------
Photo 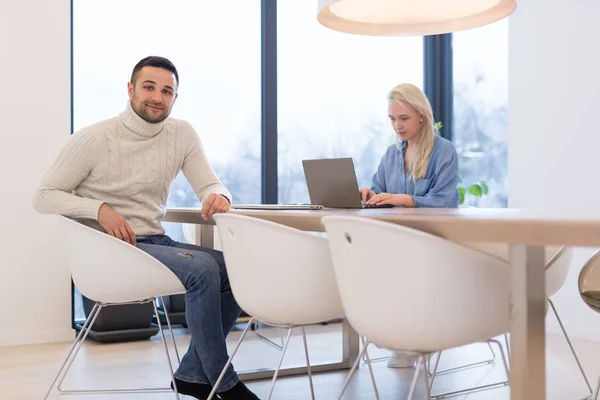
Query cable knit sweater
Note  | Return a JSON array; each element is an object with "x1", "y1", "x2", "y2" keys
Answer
[{"x1": 33, "y1": 101, "x2": 231, "y2": 237}]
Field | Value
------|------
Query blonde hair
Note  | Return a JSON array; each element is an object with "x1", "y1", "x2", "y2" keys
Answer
[{"x1": 388, "y1": 83, "x2": 436, "y2": 182}]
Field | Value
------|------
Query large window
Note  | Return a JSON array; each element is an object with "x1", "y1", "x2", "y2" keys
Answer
[
  {"x1": 73, "y1": 0, "x2": 260, "y2": 319},
  {"x1": 277, "y1": 1, "x2": 423, "y2": 204},
  {"x1": 453, "y1": 20, "x2": 508, "y2": 207},
  {"x1": 73, "y1": 0, "x2": 261, "y2": 216},
  {"x1": 73, "y1": 1, "x2": 508, "y2": 321}
]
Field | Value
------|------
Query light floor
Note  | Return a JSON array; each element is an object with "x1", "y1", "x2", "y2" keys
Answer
[{"x1": 1, "y1": 321, "x2": 598, "y2": 400}]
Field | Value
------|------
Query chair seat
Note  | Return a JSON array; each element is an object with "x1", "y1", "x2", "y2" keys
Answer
[
  {"x1": 252, "y1": 312, "x2": 343, "y2": 328},
  {"x1": 88, "y1": 281, "x2": 186, "y2": 304},
  {"x1": 45, "y1": 216, "x2": 187, "y2": 400},
  {"x1": 59, "y1": 216, "x2": 187, "y2": 304}
]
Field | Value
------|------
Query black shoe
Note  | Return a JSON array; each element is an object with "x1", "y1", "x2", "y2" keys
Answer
[
  {"x1": 171, "y1": 378, "x2": 219, "y2": 400},
  {"x1": 217, "y1": 380, "x2": 260, "y2": 400}
]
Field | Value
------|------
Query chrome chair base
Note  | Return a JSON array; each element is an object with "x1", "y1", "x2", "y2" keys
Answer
[
  {"x1": 340, "y1": 339, "x2": 510, "y2": 400},
  {"x1": 427, "y1": 341, "x2": 497, "y2": 376},
  {"x1": 429, "y1": 340, "x2": 510, "y2": 399},
  {"x1": 252, "y1": 321, "x2": 284, "y2": 350},
  {"x1": 592, "y1": 375, "x2": 600, "y2": 400},
  {"x1": 208, "y1": 319, "x2": 379, "y2": 400},
  {"x1": 208, "y1": 318, "x2": 305, "y2": 400},
  {"x1": 548, "y1": 298, "x2": 593, "y2": 399},
  {"x1": 43, "y1": 298, "x2": 181, "y2": 399},
  {"x1": 337, "y1": 338, "x2": 380, "y2": 400},
  {"x1": 502, "y1": 299, "x2": 593, "y2": 400}
]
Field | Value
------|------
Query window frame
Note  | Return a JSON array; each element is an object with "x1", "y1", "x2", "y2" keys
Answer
[
  {"x1": 261, "y1": 1, "x2": 452, "y2": 201},
  {"x1": 70, "y1": 0, "x2": 454, "y2": 326}
]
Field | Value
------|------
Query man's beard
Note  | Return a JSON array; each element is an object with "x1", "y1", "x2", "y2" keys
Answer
[{"x1": 131, "y1": 96, "x2": 170, "y2": 123}]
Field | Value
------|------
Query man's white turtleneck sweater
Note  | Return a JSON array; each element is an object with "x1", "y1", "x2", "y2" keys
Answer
[{"x1": 33, "y1": 101, "x2": 231, "y2": 237}]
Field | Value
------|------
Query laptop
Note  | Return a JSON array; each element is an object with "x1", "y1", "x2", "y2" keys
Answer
[
  {"x1": 231, "y1": 204, "x2": 324, "y2": 211},
  {"x1": 302, "y1": 157, "x2": 394, "y2": 209}
]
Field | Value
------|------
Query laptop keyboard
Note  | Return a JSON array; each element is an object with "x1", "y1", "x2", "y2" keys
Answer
[{"x1": 362, "y1": 203, "x2": 394, "y2": 209}]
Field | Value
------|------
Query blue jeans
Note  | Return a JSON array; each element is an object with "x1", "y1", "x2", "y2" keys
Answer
[{"x1": 136, "y1": 235, "x2": 242, "y2": 392}]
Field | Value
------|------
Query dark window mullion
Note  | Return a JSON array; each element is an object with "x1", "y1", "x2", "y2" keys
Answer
[
  {"x1": 261, "y1": 0, "x2": 278, "y2": 203},
  {"x1": 424, "y1": 34, "x2": 453, "y2": 141}
]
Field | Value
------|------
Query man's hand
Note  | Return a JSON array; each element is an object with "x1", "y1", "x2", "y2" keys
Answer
[
  {"x1": 366, "y1": 193, "x2": 413, "y2": 207},
  {"x1": 359, "y1": 188, "x2": 376, "y2": 203},
  {"x1": 97, "y1": 203, "x2": 136, "y2": 245},
  {"x1": 201, "y1": 193, "x2": 231, "y2": 221}
]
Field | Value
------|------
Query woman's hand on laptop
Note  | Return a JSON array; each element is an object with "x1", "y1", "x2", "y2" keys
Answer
[
  {"x1": 366, "y1": 193, "x2": 415, "y2": 207},
  {"x1": 359, "y1": 188, "x2": 376, "y2": 203}
]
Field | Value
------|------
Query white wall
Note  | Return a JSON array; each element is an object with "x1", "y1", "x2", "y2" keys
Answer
[
  {"x1": 509, "y1": 0, "x2": 600, "y2": 340},
  {"x1": 0, "y1": 0, "x2": 73, "y2": 346}
]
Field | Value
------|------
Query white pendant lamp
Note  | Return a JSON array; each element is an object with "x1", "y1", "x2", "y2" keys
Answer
[{"x1": 317, "y1": 0, "x2": 517, "y2": 36}]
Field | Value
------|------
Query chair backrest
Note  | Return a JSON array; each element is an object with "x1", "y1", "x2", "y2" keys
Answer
[
  {"x1": 57, "y1": 216, "x2": 185, "y2": 304},
  {"x1": 213, "y1": 213, "x2": 344, "y2": 326},
  {"x1": 545, "y1": 246, "x2": 574, "y2": 298},
  {"x1": 578, "y1": 250, "x2": 600, "y2": 312},
  {"x1": 459, "y1": 242, "x2": 572, "y2": 298},
  {"x1": 322, "y1": 215, "x2": 509, "y2": 353}
]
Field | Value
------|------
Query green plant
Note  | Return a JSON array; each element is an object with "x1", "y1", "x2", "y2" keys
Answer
[
  {"x1": 435, "y1": 121, "x2": 489, "y2": 205},
  {"x1": 458, "y1": 178, "x2": 488, "y2": 205}
]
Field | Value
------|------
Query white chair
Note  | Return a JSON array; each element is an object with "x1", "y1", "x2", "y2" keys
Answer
[
  {"x1": 44, "y1": 216, "x2": 186, "y2": 399},
  {"x1": 462, "y1": 242, "x2": 592, "y2": 398},
  {"x1": 371, "y1": 203, "x2": 502, "y2": 388},
  {"x1": 209, "y1": 213, "x2": 362, "y2": 400},
  {"x1": 322, "y1": 215, "x2": 510, "y2": 400},
  {"x1": 183, "y1": 221, "x2": 286, "y2": 350}
]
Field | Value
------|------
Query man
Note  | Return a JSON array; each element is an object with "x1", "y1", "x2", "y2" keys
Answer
[{"x1": 33, "y1": 56, "x2": 259, "y2": 400}]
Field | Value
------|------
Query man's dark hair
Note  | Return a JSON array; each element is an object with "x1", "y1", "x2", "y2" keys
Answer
[{"x1": 130, "y1": 56, "x2": 179, "y2": 87}]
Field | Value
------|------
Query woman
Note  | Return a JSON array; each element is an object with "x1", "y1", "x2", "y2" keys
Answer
[
  {"x1": 360, "y1": 83, "x2": 459, "y2": 209},
  {"x1": 360, "y1": 83, "x2": 460, "y2": 369}
]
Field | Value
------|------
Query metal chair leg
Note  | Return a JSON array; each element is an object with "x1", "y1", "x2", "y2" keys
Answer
[
  {"x1": 361, "y1": 336, "x2": 380, "y2": 400},
  {"x1": 429, "y1": 351, "x2": 441, "y2": 392},
  {"x1": 428, "y1": 342, "x2": 496, "y2": 377},
  {"x1": 266, "y1": 328, "x2": 294, "y2": 400},
  {"x1": 208, "y1": 317, "x2": 256, "y2": 400},
  {"x1": 153, "y1": 300, "x2": 180, "y2": 399},
  {"x1": 430, "y1": 340, "x2": 509, "y2": 399},
  {"x1": 253, "y1": 321, "x2": 284, "y2": 350},
  {"x1": 361, "y1": 349, "x2": 389, "y2": 364},
  {"x1": 55, "y1": 303, "x2": 103, "y2": 393},
  {"x1": 593, "y1": 375, "x2": 600, "y2": 400},
  {"x1": 337, "y1": 339, "x2": 370, "y2": 400},
  {"x1": 407, "y1": 355, "x2": 425, "y2": 400},
  {"x1": 504, "y1": 333, "x2": 511, "y2": 365},
  {"x1": 161, "y1": 296, "x2": 181, "y2": 363},
  {"x1": 44, "y1": 302, "x2": 102, "y2": 399},
  {"x1": 549, "y1": 298, "x2": 594, "y2": 396},
  {"x1": 423, "y1": 354, "x2": 432, "y2": 400},
  {"x1": 46, "y1": 300, "x2": 180, "y2": 398},
  {"x1": 489, "y1": 339, "x2": 510, "y2": 379},
  {"x1": 301, "y1": 327, "x2": 316, "y2": 400}
]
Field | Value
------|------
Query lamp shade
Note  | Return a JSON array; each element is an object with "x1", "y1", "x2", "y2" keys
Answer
[{"x1": 317, "y1": 0, "x2": 517, "y2": 36}]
